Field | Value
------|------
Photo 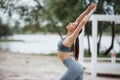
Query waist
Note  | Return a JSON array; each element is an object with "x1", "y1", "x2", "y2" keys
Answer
[{"x1": 57, "y1": 51, "x2": 72, "y2": 61}]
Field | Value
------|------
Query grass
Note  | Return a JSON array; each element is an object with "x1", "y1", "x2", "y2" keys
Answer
[
  {"x1": 84, "y1": 49, "x2": 120, "y2": 58},
  {"x1": 48, "y1": 52, "x2": 57, "y2": 56},
  {"x1": 116, "y1": 53, "x2": 120, "y2": 58},
  {"x1": 0, "y1": 39, "x2": 24, "y2": 42},
  {"x1": 47, "y1": 50, "x2": 120, "y2": 58}
]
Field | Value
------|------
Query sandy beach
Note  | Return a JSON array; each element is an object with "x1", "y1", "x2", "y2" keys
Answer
[{"x1": 0, "y1": 50, "x2": 120, "y2": 80}]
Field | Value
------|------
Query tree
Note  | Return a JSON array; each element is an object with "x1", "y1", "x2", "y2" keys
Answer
[
  {"x1": 34, "y1": 0, "x2": 62, "y2": 38},
  {"x1": 103, "y1": 0, "x2": 120, "y2": 55},
  {"x1": 45, "y1": 0, "x2": 93, "y2": 54},
  {"x1": 87, "y1": 0, "x2": 120, "y2": 55},
  {"x1": 45, "y1": 0, "x2": 86, "y2": 27},
  {"x1": 45, "y1": 0, "x2": 120, "y2": 56},
  {"x1": 0, "y1": 0, "x2": 63, "y2": 37},
  {"x1": 0, "y1": 19, "x2": 12, "y2": 38}
]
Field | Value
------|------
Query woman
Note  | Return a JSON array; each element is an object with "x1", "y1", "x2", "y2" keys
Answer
[{"x1": 57, "y1": 3, "x2": 96, "y2": 80}]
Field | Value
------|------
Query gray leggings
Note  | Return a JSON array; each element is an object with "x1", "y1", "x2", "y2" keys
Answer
[{"x1": 60, "y1": 57, "x2": 84, "y2": 80}]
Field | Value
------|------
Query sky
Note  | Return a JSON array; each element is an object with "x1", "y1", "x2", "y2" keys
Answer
[{"x1": 0, "y1": 0, "x2": 38, "y2": 27}]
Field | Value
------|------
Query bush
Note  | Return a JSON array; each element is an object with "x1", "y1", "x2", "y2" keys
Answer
[{"x1": 0, "y1": 23, "x2": 12, "y2": 38}]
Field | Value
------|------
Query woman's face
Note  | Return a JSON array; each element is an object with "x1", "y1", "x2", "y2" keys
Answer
[{"x1": 67, "y1": 22, "x2": 77, "y2": 33}]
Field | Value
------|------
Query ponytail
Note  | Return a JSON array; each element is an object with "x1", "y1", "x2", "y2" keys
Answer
[
  {"x1": 72, "y1": 37, "x2": 79, "y2": 61},
  {"x1": 71, "y1": 27, "x2": 82, "y2": 61},
  {"x1": 74, "y1": 37, "x2": 79, "y2": 61}
]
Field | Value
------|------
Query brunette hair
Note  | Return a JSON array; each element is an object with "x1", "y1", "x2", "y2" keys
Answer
[
  {"x1": 72, "y1": 30, "x2": 82, "y2": 61},
  {"x1": 71, "y1": 37, "x2": 79, "y2": 61},
  {"x1": 74, "y1": 37, "x2": 79, "y2": 61}
]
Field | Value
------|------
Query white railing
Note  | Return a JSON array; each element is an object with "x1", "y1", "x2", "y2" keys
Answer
[{"x1": 84, "y1": 57, "x2": 120, "y2": 63}]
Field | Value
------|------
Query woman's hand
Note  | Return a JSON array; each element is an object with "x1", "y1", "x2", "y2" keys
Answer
[{"x1": 87, "y1": 2, "x2": 96, "y2": 11}]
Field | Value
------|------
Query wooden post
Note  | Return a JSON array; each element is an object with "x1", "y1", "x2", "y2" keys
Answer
[{"x1": 91, "y1": 17, "x2": 97, "y2": 77}]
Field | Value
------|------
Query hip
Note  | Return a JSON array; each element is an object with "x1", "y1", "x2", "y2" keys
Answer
[{"x1": 63, "y1": 57, "x2": 84, "y2": 71}]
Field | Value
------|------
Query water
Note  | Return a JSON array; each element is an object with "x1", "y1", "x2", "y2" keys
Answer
[
  {"x1": 0, "y1": 34, "x2": 120, "y2": 54},
  {"x1": 0, "y1": 34, "x2": 60, "y2": 54}
]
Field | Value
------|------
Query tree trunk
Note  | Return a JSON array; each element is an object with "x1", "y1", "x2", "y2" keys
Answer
[
  {"x1": 0, "y1": 0, "x2": 5, "y2": 8},
  {"x1": 104, "y1": 22, "x2": 115, "y2": 55},
  {"x1": 34, "y1": 0, "x2": 63, "y2": 38},
  {"x1": 87, "y1": 34, "x2": 91, "y2": 55},
  {"x1": 97, "y1": 22, "x2": 102, "y2": 55}
]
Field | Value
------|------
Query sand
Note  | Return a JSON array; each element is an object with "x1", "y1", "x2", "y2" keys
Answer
[{"x1": 0, "y1": 50, "x2": 120, "y2": 80}]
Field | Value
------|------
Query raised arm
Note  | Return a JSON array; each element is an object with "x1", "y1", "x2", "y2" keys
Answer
[
  {"x1": 71, "y1": 7, "x2": 96, "y2": 40},
  {"x1": 74, "y1": 3, "x2": 96, "y2": 25},
  {"x1": 74, "y1": 8, "x2": 89, "y2": 24},
  {"x1": 62, "y1": 5, "x2": 96, "y2": 47}
]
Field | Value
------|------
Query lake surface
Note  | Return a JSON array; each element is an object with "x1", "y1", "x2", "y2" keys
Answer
[{"x1": 0, "y1": 34, "x2": 120, "y2": 54}]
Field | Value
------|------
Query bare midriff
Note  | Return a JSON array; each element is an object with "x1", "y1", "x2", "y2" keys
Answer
[{"x1": 57, "y1": 51, "x2": 72, "y2": 62}]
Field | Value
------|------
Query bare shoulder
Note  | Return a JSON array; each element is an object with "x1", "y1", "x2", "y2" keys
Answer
[{"x1": 62, "y1": 36, "x2": 74, "y2": 47}]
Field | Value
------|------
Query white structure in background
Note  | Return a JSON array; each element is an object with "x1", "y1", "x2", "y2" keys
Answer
[{"x1": 79, "y1": 14, "x2": 120, "y2": 78}]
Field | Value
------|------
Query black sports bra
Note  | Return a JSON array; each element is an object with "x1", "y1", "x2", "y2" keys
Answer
[
  {"x1": 57, "y1": 38, "x2": 72, "y2": 52},
  {"x1": 57, "y1": 29, "x2": 82, "y2": 53}
]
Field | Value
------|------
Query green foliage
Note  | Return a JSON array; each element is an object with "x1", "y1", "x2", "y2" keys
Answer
[
  {"x1": 116, "y1": 53, "x2": 120, "y2": 58},
  {"x1": 12, "y1": 21, "x2": 22, "y2": 34},
  {"x1": 115, "y1": 24, "x2": 120, "y2": 35},
  {"x1": 0, "y1": 20, "x2": 12, "y2": 38},
  {"x1": 45, "y1": 0, "x2": 87, "y2": 31},
  {"x1": 22, "y1": 22, "x2": 65, "y2": 34},
  {"x1": 48, "y1": 52, "x2": 57, "y2": 56},
  {"x1": 39, "y1": 24, "x2": 58, "y2": 34},
  {"x1": 0, "y1": 39, "x2": 24, "y2": 43},
  {"x1": 84, "y1": 49, "x2": 120, "y2": 58},
  {"x1": 84, "y1": 49, "x2": 91, "y2": 57},
  {"x1": 1, "y1": 0, "x2": 120, "y2": 35},
  {"x1": 22, "y1": 22, "x2": 40, "y2": 33},
  {"x1": 44, "y1": 0, "x2": 120, "y2": 35}
]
